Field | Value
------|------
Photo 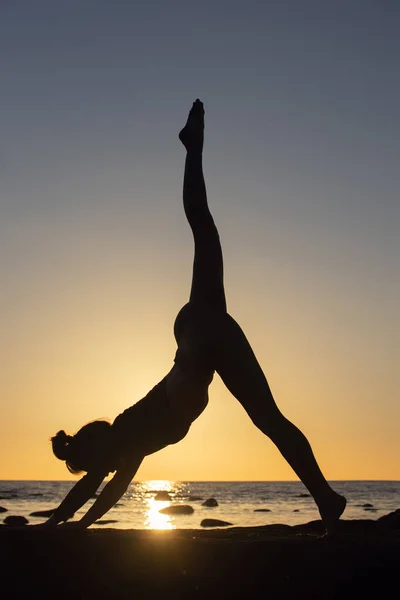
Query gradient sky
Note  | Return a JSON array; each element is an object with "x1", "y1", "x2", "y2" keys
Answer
[{"x1": 1, "y1": 1, "x2": 399, "y2": 481}]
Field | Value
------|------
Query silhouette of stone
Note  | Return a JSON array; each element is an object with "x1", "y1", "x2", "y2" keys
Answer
[
  {"x1": 297, "y1": 494, "x2": 311, "y2": 498},
  {"x1": 159, "y1": 505, "x2": 194, "y2": 515},
  {"x1": 0, "y1": 507, "x2": 8, "y2": 513},
  {"x1": 293, "y1": 509, "x2": 300, "y2": 512},
  {"x1": 95, "y1": 520, "x2": 118, "y2": 525},
  {"x1": 4, "y1": 516, "x2": 29, "y2": 526},
  {"x1": 29, "y1": 509, "x2": 55, "y2": 517},
  {"x1": 254, "y1": 508, "x2": 271, "y2": 512},
  {"x1": 202, "y1": 498, "x2": 218, "y2": 507},
  {"x1": 364, "y1": 507, "x2": 378, "y2": 511},
  {"x1": 258, "y1": 524, "x2": 293, "y2": 535},
  {"x1": 201, "y1": 519, "x2": 232, "y2": 527},
  {"x1": 377, "y1": 508, "x2": 400, "y2": 529},
  {"x1": 154, "y1": 491, "x2": 172, "y2": 501},
  {"x1": 291, "y1": 508, "x2": 400, "y2": 536},
  {"x1": 363, "y1": 503, "x2": 374, "y2": 508}
]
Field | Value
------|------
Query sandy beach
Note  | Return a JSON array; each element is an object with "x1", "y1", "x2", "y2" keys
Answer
[{"x1": 1, "y1": 511, "x2": 399, "y2": 599}]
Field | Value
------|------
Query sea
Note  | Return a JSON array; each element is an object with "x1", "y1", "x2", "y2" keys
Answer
[{"x1": 0, "y1": 480, "x2": 398, "y2": 530}]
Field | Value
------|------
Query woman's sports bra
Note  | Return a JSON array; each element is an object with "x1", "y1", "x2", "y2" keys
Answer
[{"x1": 108, "y1": 376, "x2": 190, "y2": 469}]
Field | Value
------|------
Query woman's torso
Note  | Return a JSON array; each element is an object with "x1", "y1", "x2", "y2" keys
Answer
[{"x1": 108, "y1": 302, "x2": 216, "y2": 470}]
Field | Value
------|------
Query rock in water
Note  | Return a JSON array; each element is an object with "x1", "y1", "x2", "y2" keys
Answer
[
  {"x1": 201, "y1": 519, "x2": 232, "y2": 528},
  {"x1": 159, "y1": 505, "x2": 194, "y2": 515},
  {"x1": 154, "y1": 491, "x2": 172, "y2": 501},
  {"x1": 0, "y1": 507, "x2": 8, "y2": 513},
  {"x1": 254, "y1": 508, "x2": 271, "y2": 512},
  {"x1": 95, "y1": 520, "x2": 118, "y2": 525},
  {"x1": 202, "y1": 498, "x2": 218, "y2": 507},
  {"x1": 4, "y1": 516, "x2": 29, "y2": 526},
  {"x1": 29, "y1": 509, "x2": 55, "y2": 518}
]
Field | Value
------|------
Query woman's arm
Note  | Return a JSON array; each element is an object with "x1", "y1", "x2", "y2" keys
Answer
[
  {"x1": 77, "y1": 456, "x2": 144, "y2": 528},
  {"x1": 44, "y1": 470, "x2": 106, "y2": 526}
]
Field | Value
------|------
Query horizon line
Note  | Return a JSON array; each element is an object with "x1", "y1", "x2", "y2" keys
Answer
[{"x1": 1, "y1": 478, "x2": 399, "y2": 483}]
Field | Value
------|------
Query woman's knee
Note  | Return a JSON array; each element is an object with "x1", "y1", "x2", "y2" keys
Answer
[{"x1": 248, "y1": 403, "x2": 286, "y2": 439}]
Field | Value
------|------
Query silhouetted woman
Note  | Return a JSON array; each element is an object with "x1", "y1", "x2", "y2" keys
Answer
[{"x1": 47, "y1": 100, "x2": 346, "y2": 533}]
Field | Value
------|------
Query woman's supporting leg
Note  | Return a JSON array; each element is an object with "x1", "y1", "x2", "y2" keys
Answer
[{"x1": 213, "y1": 313, "x2": 346, "y2": 533}]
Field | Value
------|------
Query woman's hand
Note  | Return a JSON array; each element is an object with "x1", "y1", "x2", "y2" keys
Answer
[
  {"x1": 28, "y1": 519, "x2": 85, "y2": 530},
  {"x1": 29, "y1": 515, "x2": 59, "y2": 529},
  {"x1": 58, "y1": 521, "x2": 86, "y2": 530}
]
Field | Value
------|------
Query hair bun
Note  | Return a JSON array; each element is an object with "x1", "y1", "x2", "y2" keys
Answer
[{"x1": 51, "y1": 430, "x2": 72, "y2": 461}]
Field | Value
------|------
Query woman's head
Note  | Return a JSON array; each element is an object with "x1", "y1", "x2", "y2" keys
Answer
[{"x1": 51, "y1": 420, "x2": 111, "y2": 474}]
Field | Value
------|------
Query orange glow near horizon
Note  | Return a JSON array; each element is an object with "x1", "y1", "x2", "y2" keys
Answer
[{"x1": 1, "y1": 269, "x2": 399, "y2": 483}]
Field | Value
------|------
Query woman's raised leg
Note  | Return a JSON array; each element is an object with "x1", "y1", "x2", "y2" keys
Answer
[
  {"x1": 173, "y1": 99, "x2": 226, "y2": 374},
  {"x1": 177, "y1": 99, "x2": 226, "y2": 316},
  {"x1": 168, "y1": 100, "x2": 226, "y2": 424}
]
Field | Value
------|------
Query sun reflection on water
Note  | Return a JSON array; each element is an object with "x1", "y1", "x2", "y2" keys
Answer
[
  {"x1": 143, "y1": 480, "x2": 174, "y2": 493},
  {"x1": 142, "y1": 480, "x2": 175, "y2": 530},
  {"x1": 144, "y1": 497, "x2": 173, "y2": 530}
]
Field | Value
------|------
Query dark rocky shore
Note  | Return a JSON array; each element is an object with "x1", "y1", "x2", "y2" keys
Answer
[{"x1": 1, "y1": 510, "x2": 399, "y2": 599}]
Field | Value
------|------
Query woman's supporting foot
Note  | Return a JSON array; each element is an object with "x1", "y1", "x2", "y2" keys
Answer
[
  {"x1": 319, "y1": 492, "x2": 347, "y2": 536},
  {"x1": 179, "y1": 99, "x2": 204, "y2": 153}
]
